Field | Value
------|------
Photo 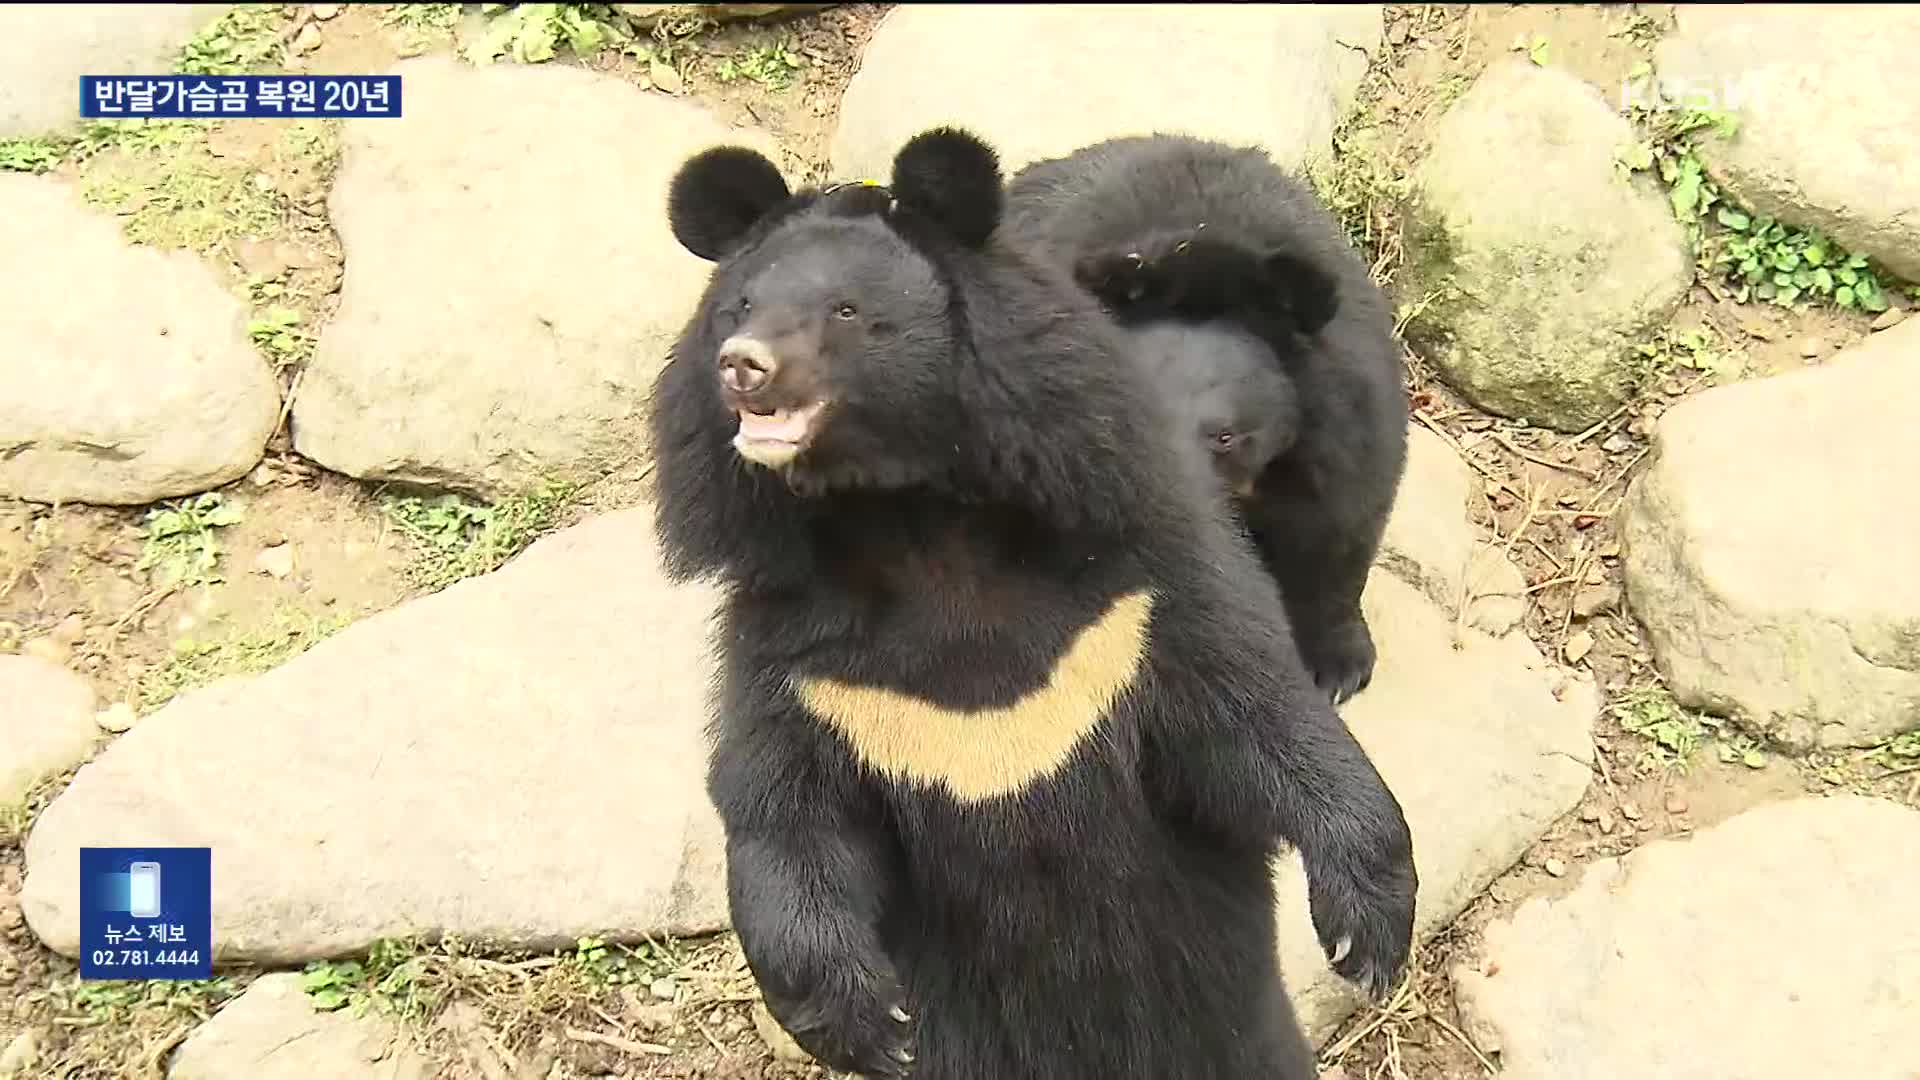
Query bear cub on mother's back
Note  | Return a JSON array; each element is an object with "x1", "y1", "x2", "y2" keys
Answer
[
  {"x1": 1003, "y1": 133, "x2": 1411, "y2": 705},
  {"x1": 651, "y1": 126, "x2": 1416, "y2": 1080}
]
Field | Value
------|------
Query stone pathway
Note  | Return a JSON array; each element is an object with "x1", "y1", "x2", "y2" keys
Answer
[
  {"x1": 0, "y1": 174, "x2": 281, "y2": 506},
  {"x1": 2, "y1": 5, "x2": 1918, "y2": 1079},
  {"x1": 290, "y1": 55, "x2": 778, "y2": 499},
  {"x1": 22, "y1": 508, "x2": 729, "y2": 965},
  {"x1": 1622, "y1": 319, "x2": 1920, "y2": 751},
  {"x1": 1454, "y1": 794, "x2": 1920, "y2": 1080},
  {"x1": 1402, "y1": 59, "x2": 1691, "y2": 432}
]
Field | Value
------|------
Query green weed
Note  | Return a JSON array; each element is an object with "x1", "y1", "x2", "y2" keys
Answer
[
  {"x1": 137, "y1": 493, "x2": 245, "y2": 589},
  {"x1": 175, "y1": 5, "x2": 290, "y2": 75},
  {"x1": 382, "y1": 482, "x2": 575, "y2": 591},
  {"x1": 302, "y1": 937, "x2": 441, "y2": 1021},
  {"x1": 1633, "y1": 325, "x2": 1741, "y2": 383},
  {"x1": 716, "y1": 41, "x2": 806, "y2": 90},
  {"x1": 248, "y1": 307, "x2": 311, "y2": 369},
  {"x1": 58, "y1": 975, "x2": 241, "y2": 1021},
  {"x1": 1611, "y1": 686, "x2": 1708, "y2": 771},
  {"x1": 0, "y1": 136, "x2": 66, "y2": 173},
  {"x1": 76, "y1": 119, "x2": 283, "y2": 254},
  {"x1": 140, "y1": 605, "x2": 353, "y2": 712},
  {"x1": 1618, "y1": 86, "x2": 1901, "y2": 313},
  {"x1": 466, "y1": 3, "x2": 632, "y2": 64}
]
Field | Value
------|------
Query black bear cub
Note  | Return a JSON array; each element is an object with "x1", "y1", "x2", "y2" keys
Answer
[
  {"x1": 1125, "y1": 318, "x2": 1302, "y2": 502},
  {"x1": 652, "y1": 126, "x2": 1416, "y2": 1080},
  {"x1": 1002, "y1": 133, "x2": 1411, "y2": 705}
]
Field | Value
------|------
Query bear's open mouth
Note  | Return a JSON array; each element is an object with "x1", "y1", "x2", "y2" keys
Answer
[{"x1": 732, "y1": 402, "x2": 827, "y2": 468}]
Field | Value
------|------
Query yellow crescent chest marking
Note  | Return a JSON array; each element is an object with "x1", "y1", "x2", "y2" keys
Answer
[{"x1": 791, "y1": 590, "x2": 1156, "y2": 804}]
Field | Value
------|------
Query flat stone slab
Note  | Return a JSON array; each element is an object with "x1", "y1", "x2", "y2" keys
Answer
[
  {"x1": 1403, "y1": 60, "x2": 1691, "y2": 432},
  {"x1": 1655, "y1": 5, "x2": 1920, "y2": 282},
  {"x1": 0, "y1": 655, "x2": 98, "y2": 805},
  {"x1": 832, "y1": 4, "x2": 1381, "y2": 180},
  {"x1": 167, "y1": 973, "x2": 432, "y2": 1080},
  {"x1": 0, "y1": 4, "x2": 226, "y2": 138},
  {"x1": 1622, "y1": 320, "x2": 1920, "y2": 749},
  {"x1": 1377, "y1": 425, "x2": 1529, "y2": 637},
  {"x1": 1276, "y1": 570, "x2": 1598, "y2": 1043},
  {"x1": 21, "y1": 508, "x2": 729, "y2": 966},
  {"x1": 1453, "y1": 794, "x2": 1920, "y2": 1080},
  {"x1": 0, "y1": 175, "x2": 280, "y2": 506},
  {"x1": 291, "y1": 55, "x2": 777, "y2": 499}
]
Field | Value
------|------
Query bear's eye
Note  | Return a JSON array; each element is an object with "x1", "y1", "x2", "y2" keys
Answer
[
  {"x1": 834, "y1": 302, "x2": 858, "y2": 320},
  {"x1": 739, "y1": 297, "x2": 752, "y2": 313},
  {"x1": 1212, "y1": 431, "x2": 1236, "y2": 452}
]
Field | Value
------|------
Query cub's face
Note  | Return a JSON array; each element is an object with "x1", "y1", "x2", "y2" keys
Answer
[
  {"x1": 1126, "y1": 320, "x2": 1299, "y2": 499},
  {"x1": 703, "y1": 214, "x2": 955, "y2": 485}
]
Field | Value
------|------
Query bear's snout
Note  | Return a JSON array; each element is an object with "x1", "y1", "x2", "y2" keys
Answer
[{"x1": 717, "y1": 335, "x2": 779, "y2": 396}]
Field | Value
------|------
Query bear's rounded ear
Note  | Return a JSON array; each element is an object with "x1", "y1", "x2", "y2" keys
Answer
[
  {"x1": 667, "y1": 146, "x2": 791, "y2": 262},
  {"x1": 1263, "y1": 251, "x2": 1341, "y2": 336},
  {"x1": 889, "y1": 126, "x2": 1003, "y2": 250}
]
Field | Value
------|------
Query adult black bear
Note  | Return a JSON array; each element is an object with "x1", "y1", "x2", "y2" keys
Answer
[
  {"x1": 651, "y1": 126, "x2": 1416, "y2": 1080},
  {"x1": 1002, "y1": 133, "x2": 1410, "y2": 705}
]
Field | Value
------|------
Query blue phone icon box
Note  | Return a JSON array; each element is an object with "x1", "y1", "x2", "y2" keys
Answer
[{"x1": 79, "y1": 847, "x2": 212, "y2": 980}]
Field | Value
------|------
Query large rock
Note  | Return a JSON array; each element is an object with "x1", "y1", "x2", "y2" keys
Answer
[
  {"x1": 0, "y1": 4, "x2": 227, "y2": 138},
  {"x1": 1453, "y1": 795, "x2": 1920, "y2": 1080},
  {"x1": 832, "y1": 5, "x2": 1381, "y2": 181},
  {"x1": 1376, "y1": 425, "x2": 1529, "y2": 636},
  {"x1": 0, "y1": 655, "x2": 98, "y2": 805},
  {"x1": 21, "y1": 508, "x2": 730, "y2": 965},
  {"x1": 1655, "y1": 6, "x2": 1920, "y2": 282},
  {"x1": 167, "y1": 974, "x2": 432, "y2": 1080},
  {"x1": 291, "y1": 56, "x2": 776, "y2": 500},
  {"x1": 1275, "y1": 570, "x2": 1598, "y2": 1043},
  {"x1": 1403, "y1": 61, "x2": 1692, "y2": 432},
  {"x1": 0, "y1": 175, "x2": 280, "y2": 506},
  {"x1": 1621, "y1": 321, "x2": 1920, "y2": 749}
]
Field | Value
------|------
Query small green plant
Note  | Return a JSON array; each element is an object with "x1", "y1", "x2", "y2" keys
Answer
[
  {"x1": 466, "y1": 3, "x2": 631, "y2": 64},
  {"x1": 383, "y1": 482, "x2": 575, "y2": 590},
  {"x1": 60, "y1": 975, "x2": 240, "y2": 1020},
  {"x1": 1611, "y1": 687, "x2": 1708, "y2": 771},
  {"x1": 175, "y1": 5, "x2": 289, "y2": 75},
  {"x1": 141, "y1": 605, "x2": 353, "y2": 712},
  {"x1": 1634, "y1": 325, "x2": 1739, "y2": 383},
  {"x1": 1619, "y1": 93, "x2": 1903, "y2": 313},
  {"x1": 1712, "y1": 214, "x2": 1889, "y2": 310},
  {"x1": 137, "y1": 493, "x2": 245, "y2": 588},
  {"x1": 248, "y1": 307, "x2": 310, "y2": 368},
  {"x1": 301, "y1": 937, "x2": 439, "y2": 1020},
  {"x1": 385, "y1": 2, "x2": 463, "y2": 31},
  {"x1": 1524, "y1": 35, "x2": 1550, "y2": 66},
  {"x1": 716, "y1": 41, "x2": 806, "y2": 90},
  {"x1": 0, "y1": 136, "x2": 66, "y2": 173},
  {"x1": 1716, "y1": 731, "x2": 1769, "y2": 770},
  {"x1": 1867, "y1": 729, "x2": 1920, "y2": 771}
]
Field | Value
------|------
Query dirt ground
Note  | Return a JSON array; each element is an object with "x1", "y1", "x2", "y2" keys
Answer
[{"x1": 2, "y1": 5, "x2": 1915, "y2": 1079}]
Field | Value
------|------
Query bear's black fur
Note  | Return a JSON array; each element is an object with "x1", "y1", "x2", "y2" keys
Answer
[
  {"x1": 1125, "y1": 317, "x2": 1302, "y2": 502},
  {"x1": 1002, "y1": 133, "x2": 1410, "y2": 705},
  {"x1": 651, "y1": 126, "x2": 1416, "y2": 1080}
]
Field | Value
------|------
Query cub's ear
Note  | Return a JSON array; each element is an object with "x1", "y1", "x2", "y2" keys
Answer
[
  {"x1": 667, "y1": 146, "x2": 791, "y2": 262},
  {"x1": 889, "y1": 126, "x2": 1003, "y2": 249},
  {"x1": 1263, "y1": 251, "x2": 1341, "y2": 336}
]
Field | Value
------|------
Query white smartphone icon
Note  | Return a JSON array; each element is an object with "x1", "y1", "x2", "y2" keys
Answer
[{"x1": 128, "y1": 862, "x2": 162, "y2": 919}]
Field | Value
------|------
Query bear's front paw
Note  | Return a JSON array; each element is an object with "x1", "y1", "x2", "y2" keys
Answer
[
  {"x1": 1305, "y1": 823, "x2": 1417, "y2": 1003},
  {"x1": 1297, "y1": 613, "x2": 1377, "y2": 707},
  {"x1": 1073, "y1": 245, "x2": 1177, "y2": 316},
  {"x1": 764, "y1": 965, "x2": 918, "y2": 1079}
]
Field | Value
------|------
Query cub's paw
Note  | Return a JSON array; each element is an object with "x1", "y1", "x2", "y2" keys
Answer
[
  {"x1": 1305, "y1": 819, "x2": 1417, "y2": 1002},
  {"x1": 1298, "y1": 613, "x2": 1377, "y2": 707},
  {"x1": 767, "y1": 970, "x2": 918, "y2": 1079},
  {"x1": 1073, "y1": 243, "x2": 1181, "y2": 316}
]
